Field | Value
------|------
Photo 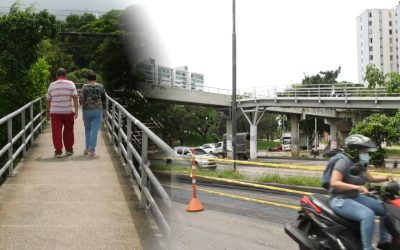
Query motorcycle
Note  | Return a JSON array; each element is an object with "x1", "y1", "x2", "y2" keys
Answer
[{"x1": 284, "y1": 182, "x2": 400, "y2": 250}]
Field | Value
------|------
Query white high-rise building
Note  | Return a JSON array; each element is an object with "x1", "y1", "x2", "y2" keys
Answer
[
  {"x1": 173, "y1": 66, "x2": 190, "y2": 89},
  {"x1": 357, "y1": 5, "x2": 399, "y2": 83},
  {"x1": 136, "y1": 59, "x2": 204, "y2": 90}
]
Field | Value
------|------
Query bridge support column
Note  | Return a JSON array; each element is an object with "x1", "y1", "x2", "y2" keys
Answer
[
  {"x1": 325, "y1": 118, "x2": 340, "y2": 150},
  {"x1": 240, "y1": 107, "x2": 266, "y2": 160},
  {"x1": 290, "y1": 114, "x2": 300, "y2": 157},
  {"x1": 250, "y1": 125, "x2": 257, "y2": 159},
  {"x1": 226, "y1": 120, "x2": 232, "y2": 158}
]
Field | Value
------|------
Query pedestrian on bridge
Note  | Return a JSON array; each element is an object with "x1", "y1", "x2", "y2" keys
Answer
[
  {"x1": 46, "y1": 68, "x2": 79, "y2": 158},
  {"x1": 79, "y1": 71, "x2": 106, "y2": 157}
]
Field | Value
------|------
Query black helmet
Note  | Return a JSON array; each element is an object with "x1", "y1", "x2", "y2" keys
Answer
[
  {"x1": 345, "y1": 134, "x2": 376, "y2": 152},
  {"x1": 344, "y1": 134, "x2": 376, "y2": 161}
]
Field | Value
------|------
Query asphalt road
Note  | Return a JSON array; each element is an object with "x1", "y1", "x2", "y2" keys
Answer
[{"x1": 161, "y1": 179, "x2": 300, "y2": 250}]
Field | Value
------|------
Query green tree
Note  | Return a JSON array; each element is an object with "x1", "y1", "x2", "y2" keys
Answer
[
  {"x1": 351, "y1": 114, "x2": 398, "y2": 167},
  {"x1": 363, "y1": 64, "x2": 400, "y2": 94},
  {"x1": 0, "y1": 3, "x2": 58, "y2": 114},
  {"x1": 258, "y1": 113, "x2": 279, "y2": 140},
  {"x1": 363, "y1": 64, "x2": 386, "y2": 89},
  {"x1": 301, "y1": 66, "x2": 341, "y2": 86},
  {"x1": 38, "y1": 39, "x2": 76, "y2": 78}
]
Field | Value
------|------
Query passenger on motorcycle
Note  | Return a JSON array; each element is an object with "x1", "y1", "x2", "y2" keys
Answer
[{"x1": 329, "y1": 134, "x2": 393, "y2": 250}]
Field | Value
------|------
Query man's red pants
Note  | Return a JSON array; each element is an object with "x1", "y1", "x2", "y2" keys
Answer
[{"x1": 51, "y1": 113, "x2": 74, "y2": 153}]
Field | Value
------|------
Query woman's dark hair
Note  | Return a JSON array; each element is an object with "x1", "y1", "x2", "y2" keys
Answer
[{"x1": 87, "y1": 71, "x2": 96, "y2": 81}]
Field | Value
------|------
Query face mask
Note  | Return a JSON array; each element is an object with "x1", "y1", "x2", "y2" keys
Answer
[{"x1": 359, "y1": 153, "x2": 370, "y2": 166}]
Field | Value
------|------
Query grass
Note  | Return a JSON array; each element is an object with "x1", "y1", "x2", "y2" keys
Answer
[
  {"x1": 257, "y1": 140, "x2": 280, "y2": 150},
  {"x1": 386, "y1": 145, "x2": 400, "y2": 158},
  {"x1": 151, "y1": 165, "x2": 245, "y2": 180},
  {"x1": 256, "y1": 174, "x2": 321, "y2": 188},
  {"x1": 196, "y1": 169, "x2": 245, "y2": 180},
  {"x1": 152, "y1": 165, "x2": 320, "y2": 187}
]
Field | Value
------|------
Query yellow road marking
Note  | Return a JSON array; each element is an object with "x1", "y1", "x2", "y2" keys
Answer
[{"x1": 163, "y1": 184, "x2": 300, "y2": 210}]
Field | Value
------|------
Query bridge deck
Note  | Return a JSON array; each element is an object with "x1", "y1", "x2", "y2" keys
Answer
[{"x1": 0, "y1": 113, "x2": 152, "y2": 249}]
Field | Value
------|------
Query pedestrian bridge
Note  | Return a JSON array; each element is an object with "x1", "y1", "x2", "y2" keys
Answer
[
  {"x1": 0, "y1": 95, "x2": 172, "y2": 249},
  {"x1": 138, "y1": 83, "x2": 400, "y2": 110}
]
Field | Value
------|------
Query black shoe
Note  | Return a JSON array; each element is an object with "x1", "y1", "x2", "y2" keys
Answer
[{"x1": 377, "y1": 242, "x2": 390, "y2": 250}]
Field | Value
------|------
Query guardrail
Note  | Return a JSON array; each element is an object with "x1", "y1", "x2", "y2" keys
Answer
[
  {"x1": 104, "y1": 93, "x2": 172, "y2": 233},
  {"x1": 0, "y1": 96, "x2": 46, "y2": 179},
  {"x1": 237, "y1": 84, "x2": 391, "y2": 100}
]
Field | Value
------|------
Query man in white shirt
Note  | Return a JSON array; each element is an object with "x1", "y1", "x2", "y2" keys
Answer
[{"x1": 46, "y1": 68, "x2": 78, "y2": 158}]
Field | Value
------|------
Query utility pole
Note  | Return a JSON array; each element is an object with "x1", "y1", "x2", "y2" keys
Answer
[{"x1": 232, "y1": 0, "x2": 237, "y2": 171}]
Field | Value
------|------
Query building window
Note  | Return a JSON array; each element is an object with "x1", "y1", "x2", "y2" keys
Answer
[
  {"x1": 389, "y1": 21, "x2": 392, "y2": 26},
  {"x1": 389, "y1": 29, "x2": 393, "y2": 35},
  {"x1": 391, "y1": 47, "x2": 393, "y2": 52},
  {"x1": 389, "y1": 12, "x2": 392, "y2": 17},
  {"x1": 369, "y1": 38, "x2": 373, "y2": 43},
  {"x1": 390, "y1": 38, "x2": 393, "y2": 43},
  {"x1": 368, "y1": 20, "x2": 372, "y2": 26},
  {"x1": 369, "y1": 12, "x2": 372, "y2": 18},
  {"x1": 369, "y1": 46, "x2": 373, "y2": 51},
  {"x1": 369, "y1": 29, "x2": 372, "y2": 34},
  {"x1": 390, "y1": 55, "x2": 393, "y2": 60},
  {"x1": 370, "y1": 55, "x2": 373, "y2": 60}
]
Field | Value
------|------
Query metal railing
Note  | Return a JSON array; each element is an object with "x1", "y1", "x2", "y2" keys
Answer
[
  {"x1": 237, "y1": 84, "x2": 393, "y2": 100},
  {"x1": 104, "y1": 93, "x2": 172, "y2": 233},
  {"x1": 0, "y1": 96, "x2": 46, "y2": 179}
]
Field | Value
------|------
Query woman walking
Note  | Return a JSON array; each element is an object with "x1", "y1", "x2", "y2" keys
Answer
[{"x1": 79, "y1": 71, "x2": 106, "y2": 157}]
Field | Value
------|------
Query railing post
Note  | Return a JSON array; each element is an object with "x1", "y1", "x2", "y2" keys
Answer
[
  {"x1": 126, "y1": 119, "x2": 132, "y2": 165},
  {"x1": 30, "y1": 105, "x2": 34, "y2": 143},
  {"x1": 117, "y1": 108, "x2": 122, "y2": 156},
  {"x1": 111, "y1": 102, "x2": 116, "y2": 143},
  {"x1": 140, "y1": 133, "x2": 149, "y2": 209},
  {"x1": 7, "y1": 119, "x2": 13, "y2": 176},
  {"x1": 39, "y1": 98, "x2": 43, "y2": 132},
  {"x1": 21, "y1": 110, "x2": 26, "y2": 157},
  {"x1": 318, "y1": 85, "x2": 321, "y2": 103}
]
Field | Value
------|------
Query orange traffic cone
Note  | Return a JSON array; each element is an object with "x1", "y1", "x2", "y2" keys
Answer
[{"x1": 187, "y1": 148, "x2": 204, "y2": 212}]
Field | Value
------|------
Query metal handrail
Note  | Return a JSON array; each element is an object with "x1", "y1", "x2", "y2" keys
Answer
[
  {"x1": 104, "y1": 93, "x2": 172, "y2": 233},
  {"x1": 237, "y1": 84, "x2": 393, "y2": 100},
  {"x1": 0, "y1": 96, "x2": 46, "y2": 178}
]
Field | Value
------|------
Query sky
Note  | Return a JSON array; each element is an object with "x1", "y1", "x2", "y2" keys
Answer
[{"x1": 2, "y1": 0, "x2": 400, "y2": 90}]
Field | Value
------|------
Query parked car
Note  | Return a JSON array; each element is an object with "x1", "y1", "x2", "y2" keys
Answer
[
  {"x1": 213, "y1": 142, "x2": 223, "y2": 155},
  {"x1": 166, "y1": 146, "x2": 217, "y2": 169},
  {"x1": 200, "y1": 143, "x2": 217, "y2": 154}
]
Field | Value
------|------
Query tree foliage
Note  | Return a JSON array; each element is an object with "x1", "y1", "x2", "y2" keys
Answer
[
  {"x1": 301, "y1": 67, "x2": 341, "y2": 85},
  {"x1": 0, "y1": 3, "x2": 57, "y2": 115},
  {"x1": 364, "y1": 64, "x2": 400, "y2": 94},
  {"x1": 351, "y1": 114, "x2": 399, "y2": 167}
]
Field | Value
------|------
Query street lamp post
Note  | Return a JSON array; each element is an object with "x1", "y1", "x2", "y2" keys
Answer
[{"x1": 232, "y1": 0, "x2": 237, "y2": 171}]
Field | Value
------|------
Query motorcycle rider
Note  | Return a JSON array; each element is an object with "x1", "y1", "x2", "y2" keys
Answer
[{"x1": 329, "y1": 134, "x2": 393, "y2": 250}]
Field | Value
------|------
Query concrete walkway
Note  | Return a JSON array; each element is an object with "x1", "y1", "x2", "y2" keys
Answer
[{"x1": 0, "y1": 114, "x2": 159, "y2": 249}]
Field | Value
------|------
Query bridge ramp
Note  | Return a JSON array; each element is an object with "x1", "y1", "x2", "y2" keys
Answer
[{"x1": 0, "y1": 114, "x2": 158, "y2": 249}]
